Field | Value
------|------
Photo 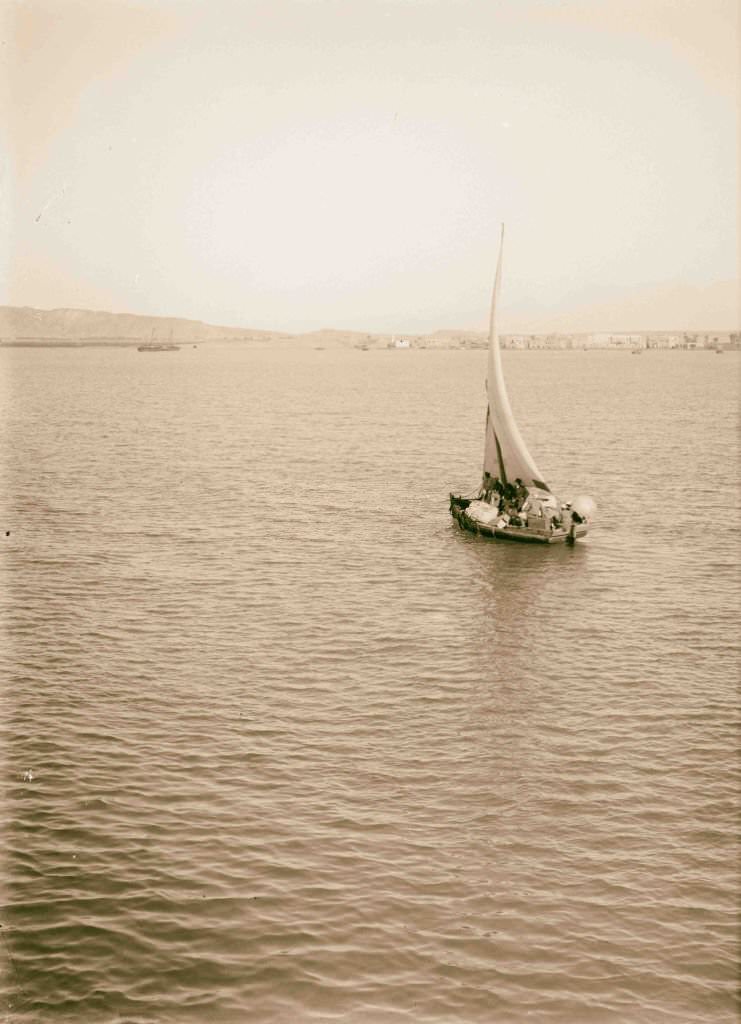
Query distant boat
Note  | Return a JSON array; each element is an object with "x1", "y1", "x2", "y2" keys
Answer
[
  {"x1": 138, "y1": 328, "x2": 180, "y2": 352},
  {"x1": 631, "y1": 347, "x2": 643, "y2": 355},
  {"x1": 449, "y1": 226, "x2": 596, "y2": 544}
]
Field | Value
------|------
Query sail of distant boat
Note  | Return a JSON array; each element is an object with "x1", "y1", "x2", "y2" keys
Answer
[{"x1": 482, "y1": 225, "x2": 550, "y2": 492}]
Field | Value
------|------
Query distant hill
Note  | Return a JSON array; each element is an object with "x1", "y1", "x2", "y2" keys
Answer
[
  {"x1": 0, "y1": 306, "x2": 294, "y2": 344},
  {"x1": 0, "y1": 305, "x2": 470, "y2": 349}
]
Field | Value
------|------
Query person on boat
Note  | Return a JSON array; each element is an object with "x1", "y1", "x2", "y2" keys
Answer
[
  {"x1": 542, "y1": 507, "x2": 558, "y2": 532},
  {"x1": 514, "y1": 478, "x2": 529, "y2": 507},
  {"x1": 501, "y1": 491, "x2": 513, "y2": 511},
  {"x1": 482, "y1": 474, "x2": 503, "y2": 505},
  {"x1": 492, "y1": 477, "x2": 504, "y2": 508},
  {"x1": 566, "y1": 508, "x2": 583, "y2": 544}
]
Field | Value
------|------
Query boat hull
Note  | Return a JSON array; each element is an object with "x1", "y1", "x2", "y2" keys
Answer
[{"x1": 449, "y1": 495, "x2": 588, "y2": 544}]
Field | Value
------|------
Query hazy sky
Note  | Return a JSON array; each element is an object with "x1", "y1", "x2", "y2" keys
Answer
[{"x1": 2, "y1": 0, "x2": 739, "y2": 333}]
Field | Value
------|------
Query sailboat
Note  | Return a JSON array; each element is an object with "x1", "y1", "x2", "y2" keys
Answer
[
  {"x1": 138, "y1": 327, "x2": 180, "y2": 352},
  {"x1": 449, "y1": 227, "x2": 596, "y2": 544}
]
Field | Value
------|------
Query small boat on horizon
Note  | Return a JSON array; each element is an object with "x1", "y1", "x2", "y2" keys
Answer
[
  {"x1": 449, "y1": 226, "x2": 596, "y2": 544},
  {"x1": 138, "y1": 328, "x2": 180, "y2": 352}
]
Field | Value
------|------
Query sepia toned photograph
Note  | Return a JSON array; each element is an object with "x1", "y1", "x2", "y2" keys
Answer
[{"x1": 1, "y1": 1, "x2": 738, "y2": 1022}]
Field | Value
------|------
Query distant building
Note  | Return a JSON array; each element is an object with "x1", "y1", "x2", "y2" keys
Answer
[
  {"x1": 588, "y1": 333, "x2": 644, "y2": 349},
  {"x1": 502, "y1": 333, "x2": 600, "y2": 350},
  {"x1": 645, "y1": 333, "x2": 683, "y2": 349}
]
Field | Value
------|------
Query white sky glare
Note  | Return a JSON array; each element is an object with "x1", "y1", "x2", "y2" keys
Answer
[{"x1": 2, "y1": 0, "x2": 739, "y2": 333}]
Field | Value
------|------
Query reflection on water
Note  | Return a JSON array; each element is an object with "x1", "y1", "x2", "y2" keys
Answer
[{"x1": 1, "y1": 346, "x2": 738, "y2": 1023}]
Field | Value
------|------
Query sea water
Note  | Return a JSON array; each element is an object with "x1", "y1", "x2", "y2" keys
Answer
[{"x1": 1, "y1": 345, "x2": 738, "y2": 1023}]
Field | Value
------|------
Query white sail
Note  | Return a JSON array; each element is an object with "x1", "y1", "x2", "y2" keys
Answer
[{"x1": 482, "y1": 226, "x2": 550, "y2": 492}]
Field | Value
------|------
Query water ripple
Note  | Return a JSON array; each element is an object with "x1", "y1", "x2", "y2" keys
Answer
[{"x1": 1, "y1": 348, "x2": 738, "y2": 1023}]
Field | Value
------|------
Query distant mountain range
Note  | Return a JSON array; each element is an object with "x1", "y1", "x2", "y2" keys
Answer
[
  {"x1": 0, "y1": 305, "x2": 488, "y2": 349},
  {"x1": 0, "y1": 305, "x2": 292, "y2": 343}
]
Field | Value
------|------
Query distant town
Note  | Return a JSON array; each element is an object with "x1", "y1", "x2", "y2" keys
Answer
[
  {"x1": 391, "y1": 330, "x2": 740, "y2": 351},
  {"x1": 516, "y1": 331, "x2": 740, "y2": 351}
]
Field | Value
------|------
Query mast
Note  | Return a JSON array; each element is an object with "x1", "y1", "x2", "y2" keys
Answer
[{"x1": 481, "y1": 225, "x2": 550, "y2": 492}]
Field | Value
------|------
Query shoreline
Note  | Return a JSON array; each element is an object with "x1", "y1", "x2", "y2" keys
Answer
[{"x1": 1, "y1": 339, "x2": 738, "y2": 352}]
